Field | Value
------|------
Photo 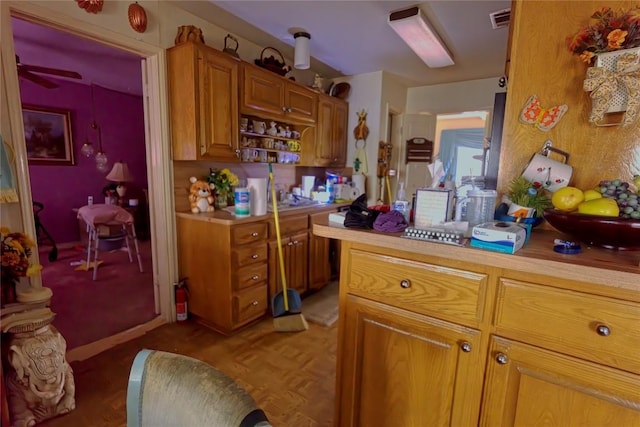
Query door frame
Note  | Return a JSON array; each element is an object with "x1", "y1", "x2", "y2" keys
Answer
[{"x1": 1, "y1": 3, "x2": 177, "y2": 343}]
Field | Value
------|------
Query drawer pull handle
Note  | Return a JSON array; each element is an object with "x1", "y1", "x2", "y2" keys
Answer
[
  {"x1": 400, "y1": 279, "x2": 411, "y2": 289},
  {"x1": 596, "y1": 324, "x2": 611, "y2": 336},
  {"x1": 251, "y1": 300, "x2": 258, "y2": 306},
  {"x1": 251, "y1": 232, "x2": 259, "y2": 237},
  {"x1": 495, "y1": 353, "x2": 508, "y2": 365},
  {"x1": 460, "y1": 342, "x2": 472, "y2": 353},
  {"x1": 252, "y1": 275, "x2": 259, "y2": 280},
  {"x1": 251, "y1": 254, "x2": 259, "y2": 259}
]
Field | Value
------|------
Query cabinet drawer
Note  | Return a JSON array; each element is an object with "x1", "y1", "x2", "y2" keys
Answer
[
  {"x1": 494, "y1": 279, "x2": 640, "y2": 373},
  {"x1": 232, "y1": 222, "x2": 267, "y2": 245},
  {"x1": 234, "y1": 263, "x2": 268, "y2": 291},
  {"x1": 347, "y1": 249, "x2": 487, "y2": 324},
  {"x1": 269, "y1": 215, "x2": 308, "y2": 237},
  {"x1": 233, "y1": 285, "x2": 268, "y2": 325},
  {"x1": 232, "y1": 243, "x2": 267, "y2": 267}
]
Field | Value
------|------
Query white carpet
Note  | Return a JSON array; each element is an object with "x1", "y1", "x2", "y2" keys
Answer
[{"x1": 302, "y1": 281, "x2": 339, "y2": 327}]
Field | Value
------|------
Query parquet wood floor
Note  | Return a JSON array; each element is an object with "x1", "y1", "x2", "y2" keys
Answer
[{"x1": 38, "y1": 316, "x2": 337, "y2": 427}]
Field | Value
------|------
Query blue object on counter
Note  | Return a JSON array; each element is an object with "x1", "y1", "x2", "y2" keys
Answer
[
  {"x1": 553, "y1": 239, "x2": 582, "y2": 254},
  {"x1": 494, "y1": 203, "x2": 544, "y2": 227}
]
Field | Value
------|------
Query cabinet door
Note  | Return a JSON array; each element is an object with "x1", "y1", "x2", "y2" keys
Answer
[
  {"x1": 338, "y1": 295, "x2": 484, "y2": 427},
  {"x1": 286, "y1": 231, "x2": 308, "y2": 295},
  {"x1": 481, "y1": 337, "x2": 640, "y2": 426},
  {"x1": 198, "y1": 48, "x2": 239, "y2": 161},
  {"x1": 308, "y1": 212, "x2": 331, "y2": 290},
  {"x1": 314, "y1": 97, "x2": 334, "y2": 166},
  {"x1": 331, "y1": 99, "x2": 348, "y2": 166},
  {"x1": 285, "y1": 83, "x2": 317, "y2": 124},
  {"x1": 241, "y1": 64, "x2": 285, "y2": 117}
]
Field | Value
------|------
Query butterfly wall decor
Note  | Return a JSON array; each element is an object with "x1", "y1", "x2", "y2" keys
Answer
[{"x1": 519, "y1": 95, "x2": 568, "y2": 131}]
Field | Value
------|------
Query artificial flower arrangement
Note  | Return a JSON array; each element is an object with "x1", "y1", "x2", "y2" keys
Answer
[
  {"x1": 1, "y1": 227, "x2": 42, "y2": 306},
  {"x1": 566, "y1": 6, "x2": 640, "y2": 64},
  {"x1": 206, "y1": 168, "x2": 239, "y2": 201},
  {"x1": 506, "y1": 177, "x2": 552, "y2": 218}
]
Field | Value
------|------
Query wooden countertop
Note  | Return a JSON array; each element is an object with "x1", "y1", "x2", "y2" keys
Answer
[
  {"x1": 313, "y1": 221, "x2": 640, "y2": 292},
  {"x1": 176, "y1": 202, "x2": 349, "y2": 225}
]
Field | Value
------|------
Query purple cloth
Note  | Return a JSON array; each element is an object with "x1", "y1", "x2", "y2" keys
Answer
[{"x1": 373, "y1": 210, "x2": 408, "y2": 232}]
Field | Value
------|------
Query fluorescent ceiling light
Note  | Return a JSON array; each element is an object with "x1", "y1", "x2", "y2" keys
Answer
[{"x1": 388, "y1": 6, "x2": 454, "y2": 68}]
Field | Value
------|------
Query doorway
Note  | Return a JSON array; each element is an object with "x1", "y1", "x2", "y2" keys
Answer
[{"x1": 2, "y1": 4, "x2": 176, "y2": 361}]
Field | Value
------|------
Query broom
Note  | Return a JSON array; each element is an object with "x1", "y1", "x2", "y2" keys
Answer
[{"x1": 269, "y1": 163, "x2": 308, "y2": 332}]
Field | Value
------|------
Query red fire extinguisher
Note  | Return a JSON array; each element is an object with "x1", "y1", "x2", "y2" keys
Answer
[{"x1": 175, "y1": 278, "x2": 188, "y2": 322}]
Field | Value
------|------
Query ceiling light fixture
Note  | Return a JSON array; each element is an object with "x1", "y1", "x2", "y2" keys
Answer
[
  {"x1": 293, "y1": 31, "x2": 311, "y2": 70},
  {"x1": 388, "y1": 6, "x2": 454, "y2": 68}
]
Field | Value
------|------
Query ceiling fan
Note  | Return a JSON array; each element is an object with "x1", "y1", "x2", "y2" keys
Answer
[{"x1": 16, "y1": 55, "x2": 82, "y2": 89}]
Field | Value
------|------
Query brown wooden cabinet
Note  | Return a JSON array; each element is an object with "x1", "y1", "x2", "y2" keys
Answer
[
  {"x1": 314, "y1": 93, "x2": 348, "y2": 167},
  {"x1": 176, "y1": 217, "x2": 268, "y2": 334},
  {"x1": 167, "y1": 42, "x2": 239, "y2": 161},
  {"x1": 268, "y1": 215, "x2": 309, "y2": 299},
  {"x1": 481, "y1": 337, "x2": 640, "y2": 426},
  {"x1": 241, "y1": 63, "x2": 317, "y2": 125},
  {"x1": 317, "y1": 224, "x2": 640, "y2": 425},
  {"x1": 308, "y1": 211, "x2": 332, "y2": 290}
]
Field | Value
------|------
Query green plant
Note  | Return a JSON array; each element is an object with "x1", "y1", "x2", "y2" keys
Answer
[
  {"x1": 507, "y1": 177, "x2": 551, "y2": 218},
  {"x1": 205, "y1": 168, "x2": 239, "y2": 199}
]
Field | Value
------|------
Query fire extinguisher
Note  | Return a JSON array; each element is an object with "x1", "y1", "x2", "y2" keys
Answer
[{"x1": 175, "y1": 278, "x2": 188, "y2": 322}]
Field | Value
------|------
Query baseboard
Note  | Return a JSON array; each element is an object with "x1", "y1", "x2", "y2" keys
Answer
[{"x1": 66, "y1": 316, "x2": 167, "y2": 362}]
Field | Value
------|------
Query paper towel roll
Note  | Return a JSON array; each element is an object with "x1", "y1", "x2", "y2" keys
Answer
[
  {"x1": 247, "y1": 178, "x2": 268, "y2": 216},
  {"x1": 352, "y1": 174, "x2": 366, "y2": 197}
]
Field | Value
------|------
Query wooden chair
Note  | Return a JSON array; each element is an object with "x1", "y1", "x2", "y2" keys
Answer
[{"x1": 126, "y1": 349, "x2": 271, "y2": 427}]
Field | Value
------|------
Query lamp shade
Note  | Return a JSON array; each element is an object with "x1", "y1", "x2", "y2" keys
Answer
[
  {"x1": 106, "y1": 161, "x2": 132, "y2": 182},
  {"x1": 388, "y1": 6, "x2": 454, "y2": 68},
  {"x1": 294, "y1": 32, "x2": 311, "y2": 70}
]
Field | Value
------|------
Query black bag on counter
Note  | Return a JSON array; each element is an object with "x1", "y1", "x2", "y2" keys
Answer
[{"x1": 344, "y1": 194, "x2": 380, "y2": 229}]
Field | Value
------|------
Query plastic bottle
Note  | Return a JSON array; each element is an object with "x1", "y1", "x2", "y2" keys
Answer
[{"x1": 393, "y1": 182, "x2": 410, "y2": 223}]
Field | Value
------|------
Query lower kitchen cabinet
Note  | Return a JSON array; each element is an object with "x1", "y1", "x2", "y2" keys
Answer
[
  {"x1": 481, "y1": 337, "x2": 640, "y2": 426},
  {"x1": 339, "y1": 295, "x2": 484, "y2": 427},
  {"x1": 317, "y1": 231, "x2": 640, "y2": 426},
  {"x1": 268, "y1": 230, "x2": 308, "y2": 298},
  {"x1": 308, "y1": 211, "x2": 332, "y2": 290},
  {"x1": 176, "y1": 216, "x2": 268, "y2": 334}
]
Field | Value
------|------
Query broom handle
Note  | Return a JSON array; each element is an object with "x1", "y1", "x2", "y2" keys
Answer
[{"x1": 269, "y1": 164, "x2": 289, "y2": 311}]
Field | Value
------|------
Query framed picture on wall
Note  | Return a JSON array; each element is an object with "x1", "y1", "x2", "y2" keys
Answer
[{"x1": 22, "y1": 104, "x2": 75, "y2": 165}]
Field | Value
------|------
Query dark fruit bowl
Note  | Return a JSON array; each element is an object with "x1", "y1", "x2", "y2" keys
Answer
[{"x1": 543, "y1": 209, "x2": 640, "y2": 250}]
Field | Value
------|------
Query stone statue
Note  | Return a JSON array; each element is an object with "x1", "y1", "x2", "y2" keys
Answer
[{"x1": 5, "y1": 324, "x2": 76, "y2": 427}]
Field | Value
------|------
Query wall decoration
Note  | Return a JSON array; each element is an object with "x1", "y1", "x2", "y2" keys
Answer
[
  {"x1": 128, "y1": 2, "x2": 148, "y2": 33},
  {"x1": 22, "y1": 105, "x2": 75, "y2": 166},
  {"x1": 584, "y1": 51, "x2": 640, "y2": 127},
  {"x1": 75, "y1": 0, "x2": 103, "y2": 14},
  {"x1": 174, "y1": 26, "x2": 204, "y2": 45},
  {"x1": 519, "y1": 95, "x2": 568, "y2": 131}
]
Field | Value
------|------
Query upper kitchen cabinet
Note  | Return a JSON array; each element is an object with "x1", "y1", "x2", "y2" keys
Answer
[
  {"x1": 314, "y1": 93, "x2": 348, "y2": 167},
  {"x1": 241, "y1": 63, "x2": 317, "y2": 125},
  {"x1": 167, "y1": 41, "x2": 240, "y2": 161}
]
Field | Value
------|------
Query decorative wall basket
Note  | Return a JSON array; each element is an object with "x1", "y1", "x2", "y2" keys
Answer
[
  {"x1": 254, "y1": 47, "x2": 290, "y2": 76},
  {"x1": 595, "y1": 47, "x2": 640, "y2": 113}
]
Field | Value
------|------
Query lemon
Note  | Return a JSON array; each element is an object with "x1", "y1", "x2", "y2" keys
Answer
[
  {"x1": 577, "y1": 198, "x2": 620, "y2": 217},
  {"x1": 551, "y1": 187, "x2": 584, "y2": 211},
  {"x1": 583, "y1": 189, "x2": 603, "y2": 201}
]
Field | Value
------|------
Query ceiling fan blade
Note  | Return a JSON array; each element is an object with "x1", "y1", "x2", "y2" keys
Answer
[
  {"x1": 18, "y1": 68, "x2": 59, "y2": 89},
  {"x1": 20, "y1": 63, "x2": 82, "y2": 79}
]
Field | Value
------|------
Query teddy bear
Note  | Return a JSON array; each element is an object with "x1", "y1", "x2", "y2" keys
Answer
[{"x1": 188, "y1": 176, "x2": 214, "y2": 213}]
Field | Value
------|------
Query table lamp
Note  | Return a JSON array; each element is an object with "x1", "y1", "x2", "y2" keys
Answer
[{"x1": 106, "y1": 161, "x2": 132, "y2": 200}]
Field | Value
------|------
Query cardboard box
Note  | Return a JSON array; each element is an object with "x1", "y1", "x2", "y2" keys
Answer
[{"x1": 470, "y1": 221, "x2": 527, "y2": 254}]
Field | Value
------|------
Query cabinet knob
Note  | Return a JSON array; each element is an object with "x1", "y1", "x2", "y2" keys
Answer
[
  {"x1": 287, "y1": 241, "x2": 294, "y2": 246},
  {"x1": 596, "y1": 324, "x2": 611, "y2": 336},
  {"x1": 495, "y1": 353, "x2": 508, "y2": 365},
  {"x1": 460, "y1": 341, "x2": 472, "y2": 352},
  {"x1": 292, "y1": 240, "x2": 299, "y2": 245},
  {"x1": 286, "y1": 107, "x2": 292, "y2": 113},
  {"x1": 251, "y1": 232, "x2": 259, "y2": 237},
  {"x1": 281, "y1": 106, "x2": 287, "y2": 112},
  {"x1": 251, "y1": 254, "x2": 259, "y2": 259},
  {"x1": 251, "y1": 300, "x2": 258, "y2": 306},
  {"x1": 400, "y1": 279, "x2": 411, "y2": 289},
  {"x1": 252, "y1": 275, "x2": 259, "y2": 280}
]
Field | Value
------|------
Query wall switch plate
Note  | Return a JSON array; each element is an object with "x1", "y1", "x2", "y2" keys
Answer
[{"x1": 88, "y1": 196, "x2": 93, "y2": 205}]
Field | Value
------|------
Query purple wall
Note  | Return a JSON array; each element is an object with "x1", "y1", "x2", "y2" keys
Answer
[{"x1": 21, "y1": 79, "x2": 147, "y2": 244}]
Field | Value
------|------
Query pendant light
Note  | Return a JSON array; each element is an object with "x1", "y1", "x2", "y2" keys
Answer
[
  {"x1": 294, "y1": 31, "x2": 311, "y2": 70},
  {"x1": 81, "y1": 84, "x2": 96, "y2": 157},
  {"x1": 94, "y1": 120, "x2": 108, "y2": 172}
]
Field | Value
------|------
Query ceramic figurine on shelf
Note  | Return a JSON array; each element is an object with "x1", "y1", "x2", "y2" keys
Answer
[
  {"x1": 278, "y1": 126, "x2": 287, "y2": 137},
  {"x1": 267, "y1": 121, "x2": 278, "y2": 136}
]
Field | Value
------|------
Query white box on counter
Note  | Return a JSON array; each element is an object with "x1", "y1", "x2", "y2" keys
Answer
[{"x1": 470, "y1": 221, "x2": 527, "y2": 254}]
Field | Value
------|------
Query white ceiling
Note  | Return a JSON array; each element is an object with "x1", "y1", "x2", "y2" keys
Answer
[{"x1": 10, "y1": 0, "x2": 510, "y2": 95}]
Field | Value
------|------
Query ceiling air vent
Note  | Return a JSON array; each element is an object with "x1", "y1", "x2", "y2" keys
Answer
[{"x1": 490, "y1": 8, "x2": 510, "y2": 29}]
